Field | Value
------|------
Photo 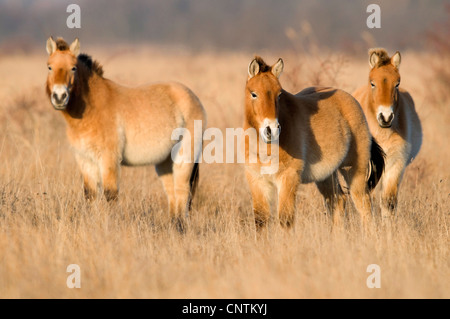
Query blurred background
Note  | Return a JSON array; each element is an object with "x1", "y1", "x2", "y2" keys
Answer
[{"x1": 0, "y1": 0, "x2": 448, "y2": 54}]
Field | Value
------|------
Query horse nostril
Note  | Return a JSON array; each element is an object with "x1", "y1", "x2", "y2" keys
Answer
[
  {"x1": 61, "y1": 92, "x2": 67, "y2": 100},
  {"x1": 52, "y1": 93, "x2": 58, "y2": 100},
  {"x1": 380, "y1": 113, "x2": 393, "y2": 123},
  {"x1": 264, "y1": 126, "x2": 272, "y2": 140},
  {"x1": 387, "y1": 113, "x2": 394, "y2": 123}
]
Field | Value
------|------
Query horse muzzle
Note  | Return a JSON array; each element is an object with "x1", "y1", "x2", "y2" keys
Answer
[
  {"x1": 376, "y1": 105, "x2": 394, "y2": 128},
  {"x1": 377, "y1": 112, "x2": 394, "y2": 128},
  {"x1": 260, "y1": 119, "x2": 281, "y2": 144},
  {"x1": 51, "y1": 85, "x2": 70, "y2": 110}
]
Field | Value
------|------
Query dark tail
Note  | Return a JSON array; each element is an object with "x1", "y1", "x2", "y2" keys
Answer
[
  {"x1": 187, "y1": 162, "x2": 199, "y2": 211},
  {"x1": 367, "y1": 138, "x2": 385, "y2": 191}
]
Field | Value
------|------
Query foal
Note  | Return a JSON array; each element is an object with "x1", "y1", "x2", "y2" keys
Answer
[
  {"x1": 244, "y1": 56, "x2": 384, "y2": 229},
  {"x1": 45, "y1": 37, "x2": 206, "y2": 225},
  {"x1": 353, "y1": 49, "x2": 422, "y2": 219}
]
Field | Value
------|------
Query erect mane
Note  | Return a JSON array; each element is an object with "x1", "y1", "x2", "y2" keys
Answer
[
  {"x1": 53, "y1": 37, "x2": 104, "y2": 77},
  {"x1": 77, "y1": 53, "x2": 104, "y2": 77},
  {"x1": 369, "y1": 48, "x2": 392, "y2": 68},
  {"x1": 55, "y1": 37, "x2": 70, "y2": 51},
  {"x1": 254, "y1": 56, "x2": 272, "y2": 73}
]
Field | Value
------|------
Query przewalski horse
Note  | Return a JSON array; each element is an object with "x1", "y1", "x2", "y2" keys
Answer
[
  {"x1": 243, "y1": 56, "x2": 384, "y2": 230},
  {"x1": 353, "y1": 49, "x2": 422, "y2": 220},
  {"x1": 45, "y1": 37, "x2": 206, "y2": 227}
]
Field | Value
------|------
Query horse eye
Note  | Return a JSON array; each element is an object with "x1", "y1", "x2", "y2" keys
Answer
[
  {"x1": 370, "y1": 81, "x2": 375, "y2": 88},
  {"x1": 251, "y1": 92, "x2": 258, "y2": 99},
  {"x1": 48, "y1": 66, "x2": 52, "y2": 71},
  {"x1": 71, "y1": 67, "x2": 77, "y2": 72},
  {"x1": 395, "y1": 82, "x2": 400, "y2": 88}
]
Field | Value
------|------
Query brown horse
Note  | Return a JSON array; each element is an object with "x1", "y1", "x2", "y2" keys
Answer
[
  {"x1": 353, "y1": 49, "x2": 422, "y2": 220},
  {"x1": 45, "y1": 37, "x2": 206, "y2": 226},
  {"x1": 243, "y1": 56, "x2": 384, "y2": 229}
]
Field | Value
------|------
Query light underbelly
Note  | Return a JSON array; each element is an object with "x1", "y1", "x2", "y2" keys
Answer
[
  {"x1": 118, "y1": 107, "x2": 185, "y2": 166},
  {"x1": 301, "y1": 142, "x2": 348, "y2": 183},
  {"x1": 122, "y1": 136, "x2": 176, "y2": 166},
  {"x1": 302, "y1": 160, "x2": 342, "y2": 183}
]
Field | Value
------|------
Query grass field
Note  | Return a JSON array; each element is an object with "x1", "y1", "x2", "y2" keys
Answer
[{"x1": 0, "y1": 46, "x2": 448, "y2": 298}]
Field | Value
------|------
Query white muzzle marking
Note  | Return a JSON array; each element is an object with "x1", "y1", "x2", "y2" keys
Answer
[
  {"x1": 376, "y1": 105, "x2": 394, "y2": 127},
  {"x1": 51, "y1": 84, "x2": 70, "y2": 109},
  {"x1": 260, "y1": 118, "x2": 281, "y2": 143}
]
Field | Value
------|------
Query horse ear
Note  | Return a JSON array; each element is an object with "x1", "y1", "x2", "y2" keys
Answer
[
  {"x1": 46, "y1": 37, "x2": 56, "y2": 55},
  {"x1": 248, "y1": 58, "x2": 260, "y2": 79},
  {"x1": 369, "y1": 51, "x2": 379, "y2": 69},
  {"x1": 391, "y1": 51, "x2": 401, "y2": 69},
  {"x1": 271, "y1": 58, "x2": 284, "y2": 78},
  {"x1": 69, "y1": 38, "x2": 80, "y2": 56}
]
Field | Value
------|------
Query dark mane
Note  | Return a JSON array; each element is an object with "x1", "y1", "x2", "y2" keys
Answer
[
  {"x1": 55, "y1": 38, "x2": 70, "y2": 51},
  {"x1": 53, "y1": 37, "x2": 104, "y2": 77},
  {"x1": 77, "y1": 53, "x2": 104, "y2": 77},
  {"x1": 254, "y1": 56, "x2": 272, "y2": 73},
  {"x1": 369, "y1": 48, "x2": 392, "y2": 68}
]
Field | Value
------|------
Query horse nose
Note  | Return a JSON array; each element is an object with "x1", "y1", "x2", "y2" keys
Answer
[
  {"x1": 380, "y1": 112, "x2": 394, "y2": 124},
  {"x1": 52, "y1": 91, "x2": 68, "y2": 105},
  {"x1": 52, "y1": 92, "x2": 66, "y2": 104},
  {"x1": 378, "y1": 111, "x2": 394, "y2": 127},
  {"x1": 51, "y1": 85, "x2": 69, "y2": 107}
]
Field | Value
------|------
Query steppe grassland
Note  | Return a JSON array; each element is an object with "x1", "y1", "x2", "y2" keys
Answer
[{"x1": 0, "y1": 46, "x2": 448, "y2": 298}]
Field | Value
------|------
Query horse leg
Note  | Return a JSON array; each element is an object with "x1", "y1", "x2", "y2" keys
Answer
[
  {"x1": 155, "y1": 156, "x2": 176, "y2": 219},
  {"x1": 343, "y1": 166, "x2": 373, "y2": 230},
  {"x1": 100, "y1": 155, "x2": 120, "y2": 201},
  {"x1": 246, "y1": 171, "x2": 274, "y2": 230},
  {"x1": 276, "y1": 169, "x2": 299, "y2": 228},
  {"x1": 75, "y1": 154, "x2": 101, "y2": 200},
  {"x1": 316, "y1": 172, "x2": 346, "y2": 227},
  {"x1": 172, "y1": 161, "x2": 197, "y2": 231},
  {"x1": 380, "y1": 162, "x2": 404, "y2": 220}
]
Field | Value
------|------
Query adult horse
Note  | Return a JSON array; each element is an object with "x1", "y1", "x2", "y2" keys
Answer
[
  {"x1": 45, "y1": 37, "x2": 206, "y2": 226},
  {"x1": 243, "y1": 56, "x2": 384, "y2": 229},
  {"x1": 353, "y1": 49, "x2": 422, "y2": 220}
]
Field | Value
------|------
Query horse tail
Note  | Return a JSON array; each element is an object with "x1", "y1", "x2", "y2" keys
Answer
[
  {"x1": 367, "y1": 137, "x2": 385, "y2": 191},
  {"x1": 187, "y1": 162, "x2": 199, "y2": 211}
]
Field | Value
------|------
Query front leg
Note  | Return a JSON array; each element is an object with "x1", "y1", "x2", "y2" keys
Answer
[
  {"x1": 246, "y1": 170, "x2": 275, "y2": 230},
  {"x1": 380, "y1": 162, "x2": 405, "y2": 220},
  {"x1": 276, "y1": 169, "x2": 300, "y2": 228},
  {"x1": 75, "y1": 154, "x2": 101, "y2": 200},
  {"x1": 100, "y1": 154, "x2": 120, "y2": 201}
]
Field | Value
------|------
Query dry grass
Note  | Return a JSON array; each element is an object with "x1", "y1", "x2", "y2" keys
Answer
[{"x1": 0, "y1": 46, "x2": 448, "y2": 298}]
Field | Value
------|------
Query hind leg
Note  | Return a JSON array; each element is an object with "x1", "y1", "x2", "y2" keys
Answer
[
  {"x1": 316, "y1": 172, "x2": 346, "y2": 226},
  {"x1": 343, "y1": 167, "x2": 373, "y2": 229},
  {"x1": 173, "y1": 161, "x2": 197, "y2": 219},
  {"x1": 155, "y1": 156, "x2": 176, "y2": 218}
]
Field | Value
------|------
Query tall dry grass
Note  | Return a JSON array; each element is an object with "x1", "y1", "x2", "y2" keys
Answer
[{"x1": 0, "y1": 46, "x2": 448, "y2": 298}]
